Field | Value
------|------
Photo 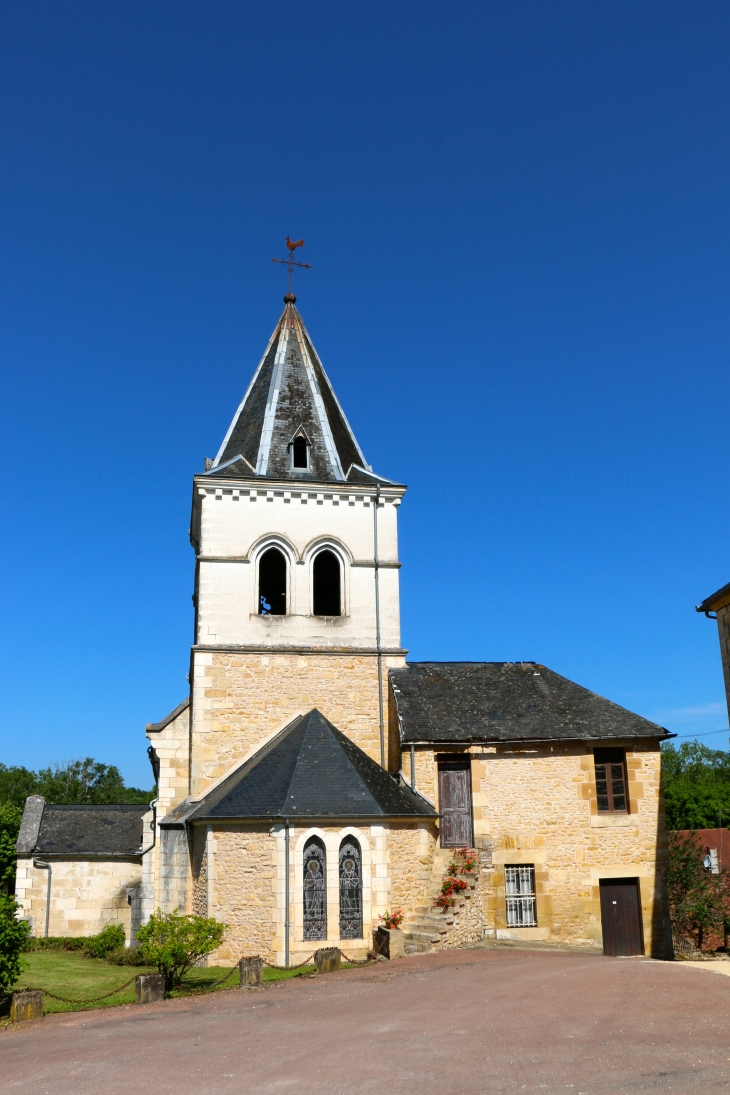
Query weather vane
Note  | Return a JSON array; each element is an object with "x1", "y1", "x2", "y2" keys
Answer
[{"x1": 273, "y1": 236, "x2": 311, "y2": 301}]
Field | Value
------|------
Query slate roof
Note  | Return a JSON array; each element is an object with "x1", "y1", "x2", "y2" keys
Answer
[
  {"x1": 186, "y1": 709, "x2": 437, "y2": 821},
  {"x1": 26, "y1": 804, "x2": 148, "y2": 857},
  {"x1": 696, "y1": 580, "x2": 730, "y2": 615},
  {"x1": 390, "y1": 662, "x2": 671, "y2": 745},
  {"x1": 208, "y1": 300, "x2": 398, "y2": 486}
]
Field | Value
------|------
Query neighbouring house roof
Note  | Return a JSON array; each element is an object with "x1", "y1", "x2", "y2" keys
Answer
[
  {"x1": 16, "y1": 800, "x2": 148, "y2": 858},
  {"x1": 146, "y1": 696, "x2": 189, "y2": 733},
  {"x1": 696, "y1": 581, "x2": 730, "y2": 615},
  {"x1": 205, "y1": 299, "x2": 399, "y2": 486},
  {"x1": 185, "y1": 709, "x2": 437, "y2": 821},
  {"x1": 390, "y1": 662, "x2": 671, "y2": 745}
]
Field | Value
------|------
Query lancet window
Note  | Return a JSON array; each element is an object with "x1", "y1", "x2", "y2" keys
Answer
[
  {"x1": 303, "y1": 838, "x2": 327, "y2": 941},
  {"x1": 258, "y1": 547, "x2": 287, "y2": 615},
  {"x1": 338, "y1": 838, "x2": 363, "y2": 940},
  {"x1": 313, "y1": 549, "x2": 341, "y2": 616}
]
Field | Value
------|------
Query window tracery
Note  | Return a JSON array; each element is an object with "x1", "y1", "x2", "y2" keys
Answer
[
  {"x1": 303, "y1": 838, "x2": 327, "y2": 941},
  {"x1": 338, "y1": 838, "x2": 362, "y2": 939}
]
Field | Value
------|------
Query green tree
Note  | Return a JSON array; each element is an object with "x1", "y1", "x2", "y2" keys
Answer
[
  {"x1": 0, "y1": 894, "x2": 31, "y2": 998},
  {"x1": 0, "y1": 803, "x2": 23, "y2": 896},
  {"x1": 667, "y1": 830, "x2": 730, "y2": 949},
  {"x1": 136, "y1": 910, "x2": 226, "y2": 990},
  {"x1": 0, "y1": 765, "x2": 39, "y2": 809},
  {"x1": 661, "y1": 742, "x2": 730, "y2": 831}
]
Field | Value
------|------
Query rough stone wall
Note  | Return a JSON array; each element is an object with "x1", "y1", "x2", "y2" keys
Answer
[
  {"x1": 158, "y1": 827, "x2": 190, "y2": 915},
  {"x1": 145, "y1": 703, "x2": 191, "y2": 918},
  {"x1": 192, "y1": 845, "x2": 207, "y2": 917},
  {"x1": 190, "y1": 651, "x2": 404, "y2": 793},
  {"x1": 460, "y1": 741, "x2": 669, "y2": 955},
  {"x1": 14, "y1": 858, "x2": 141, "y2": 939},
  {"x1": 387, "y1": 824, "x2": 438, "y2": 914},
  {"x1": 208, "y1": 826, "x2": 277, "y2": 964}
]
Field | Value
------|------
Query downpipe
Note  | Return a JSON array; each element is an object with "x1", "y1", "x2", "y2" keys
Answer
[
  {"x1": 374, "y1": 484, "x2": 385, "y2": 768},
  {"x1": 284, "y1": 818, "x2": 290, "y2": 968}
]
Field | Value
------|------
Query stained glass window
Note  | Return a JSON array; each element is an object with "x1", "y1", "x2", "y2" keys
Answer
[
  {"x1": 303, "y1": 838, "x2": 327, "y2": 941},
  {"x1": 339, "y1": 838, "x2": 363, "y2": 940}
]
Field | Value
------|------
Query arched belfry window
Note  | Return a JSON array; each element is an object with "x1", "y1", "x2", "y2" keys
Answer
[
  {"x1": 259, "y1": 547, "x2": 287, "y2": 615},
  {"x1": 313, "y1": 550, "x2": 341, "y2": 616},
  {"x1": 303, "y1": 838, "x2": 327, "y2": 941},
  {"x1": 339, "y1": 838, "x2": 363, "y2": 940}
]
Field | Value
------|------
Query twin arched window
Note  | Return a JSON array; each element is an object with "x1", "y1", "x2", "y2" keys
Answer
[
  {"x1": 302, "y1": 836, "x2": 363, "y2": 941},
  {"x1": 258, "y1": 547, "x2": 342, "y2": 616}
]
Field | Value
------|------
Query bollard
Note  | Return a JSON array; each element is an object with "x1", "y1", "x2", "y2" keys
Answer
[
  {"x1": 10, "y1": 990, "x2": 44, "y2": 1022},
  {"x1": 313, "y1": 947, "x2": 341, "y2": 974},
  {"x1": 239, "y1": 956, "x2": 264, "y2": 987},
  {"x1": 372, "y1": 927, "x2": 405, "y2": 960},
  {"x1": 135, "y1": 973, "x2": 166, "y2": 1004}
]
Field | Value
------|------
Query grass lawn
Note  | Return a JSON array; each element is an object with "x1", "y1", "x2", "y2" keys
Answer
[{"x1": 14, "y1": 952, "x2": 319, "y2": 1014}]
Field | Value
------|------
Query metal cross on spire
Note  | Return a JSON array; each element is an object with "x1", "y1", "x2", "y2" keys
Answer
[{"x1": 273, "y1": 236, "x2": 311, "y2": 302}]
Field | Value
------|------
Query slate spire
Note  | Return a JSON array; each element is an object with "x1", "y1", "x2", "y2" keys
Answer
[{"x1": 210, "y1": 298, "x2": 369, "y2": 483}]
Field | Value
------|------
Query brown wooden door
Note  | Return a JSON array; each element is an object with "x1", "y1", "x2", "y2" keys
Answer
[
  {"x1": 600, "y1": 878, "x2": 644, "y2": 956},
  {"x1": 438, "y1": 760, "x2": 474, "y2": 848}
]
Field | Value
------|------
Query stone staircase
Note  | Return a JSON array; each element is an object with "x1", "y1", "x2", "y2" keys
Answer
[{"x1": 401, "y1": 849, "x2": 481, "y2": 955}]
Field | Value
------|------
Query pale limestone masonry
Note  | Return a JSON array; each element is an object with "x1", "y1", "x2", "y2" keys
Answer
[
  {"x1": 398, "y1": 739, "x2": 669, "y2": 956},
  {"x1": 15, "y1": 858, "x2": 141, "y2": 940},
  {"x1": 190, "y1": 651, "x2": 405, "y2": 794}
]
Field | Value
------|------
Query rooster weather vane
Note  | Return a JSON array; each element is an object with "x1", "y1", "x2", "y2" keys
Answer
[{"x1": 273, "y1": 236, "x2": 311, "y2": 300}]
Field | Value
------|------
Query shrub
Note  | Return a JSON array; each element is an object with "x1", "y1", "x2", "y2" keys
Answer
[
  {"x1": 136, "y1": 910, "x2": 225, "y2": 990},
  {"x1": 106, "y1": 946, "x2": 150, "y2": 967},
  {"x1": 83, "y1": 923, "x2": 126, "y2": 959},
  {"x1": 26, "y1": 936, "x2": 87, "y2": 952},
  {"x1": 0, "y1": 894, "x2": 31, "y2": 998}
]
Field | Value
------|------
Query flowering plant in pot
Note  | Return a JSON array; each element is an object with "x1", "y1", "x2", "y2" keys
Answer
[{"x1": 379, "y1": 909, "x2": 404, "y2": 930}]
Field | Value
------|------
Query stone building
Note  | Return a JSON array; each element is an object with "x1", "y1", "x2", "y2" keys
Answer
[
  {"x1": 696, "y1": 580, "x2": 730, "y2": 724},
  {"x1": 14, "y1": 798, "x2": 148, "y2": 940},
  {"x1": 17, "y1": 290, "x2": 673, "y2": 960}
]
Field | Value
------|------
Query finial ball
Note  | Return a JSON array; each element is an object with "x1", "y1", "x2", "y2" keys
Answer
[{"x1": 284, "y1": 293, "x2": 297, "y2": 304}]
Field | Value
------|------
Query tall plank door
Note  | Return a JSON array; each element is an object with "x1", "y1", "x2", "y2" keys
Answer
[
  {"x1": 599, "y1": 878, "x2": 644, "y2": 956},
  {"x1": 438, "y1": 758, "x2": 474, "y2": 848}
]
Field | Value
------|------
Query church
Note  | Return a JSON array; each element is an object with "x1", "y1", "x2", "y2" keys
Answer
[{"x1": 16, "y1": 286, "x2": 673, "y2": 962}]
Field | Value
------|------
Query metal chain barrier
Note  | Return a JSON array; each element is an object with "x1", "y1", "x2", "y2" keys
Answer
[{"x1": 21, "y1": 974, "x2": 140, "y2": 1005}]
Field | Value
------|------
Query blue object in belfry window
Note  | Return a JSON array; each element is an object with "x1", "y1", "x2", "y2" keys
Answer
[{"x1": 260, "y1": 595, "x2": 271, "y2": 615}]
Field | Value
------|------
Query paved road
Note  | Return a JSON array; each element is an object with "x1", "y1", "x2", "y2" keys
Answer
[{"x1": 3, "y1": 947, "x2": 730, "y2": 1094}]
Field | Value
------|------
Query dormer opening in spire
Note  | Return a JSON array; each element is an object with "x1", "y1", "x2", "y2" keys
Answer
[{"x1": 289, "y1": 428, "x2": 311, "y2": 471}]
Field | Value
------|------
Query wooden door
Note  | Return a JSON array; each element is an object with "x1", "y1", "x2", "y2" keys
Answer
[
  {"x1": 600, "y1": 878, "x2": 644, "y2": 956},
  {"x1": 438, "y1": 760, "x2": 474, "y2": 848}
]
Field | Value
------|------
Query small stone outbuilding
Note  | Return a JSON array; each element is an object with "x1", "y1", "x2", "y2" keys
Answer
[{"x1": 15, "y1": 797, "x2": 149, "y2": 941}]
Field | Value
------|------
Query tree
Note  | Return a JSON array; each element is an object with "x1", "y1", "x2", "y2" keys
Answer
[
  {"x1": 136, "y1": 910, "x2": 226, "y2": 990},
  {"x1": 0, "y1": 894, "x2": 30, "y2": 999},
  {"x1": 0, "y1": 804, "x2": 22, "y2": 896},
  {"x1": 0, "y1": 759, "x2": 154, "y2": 808},
  {"x1": 667, "y1": 830, "x2": 730, "y2": 950},
  {"x1": 661, "y1": 742, "x2": 730, "y2": 831}
]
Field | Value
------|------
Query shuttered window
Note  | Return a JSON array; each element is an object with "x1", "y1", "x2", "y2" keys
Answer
[{"x1": 594, "y1": 748, "x2": 628, "y2": 813}]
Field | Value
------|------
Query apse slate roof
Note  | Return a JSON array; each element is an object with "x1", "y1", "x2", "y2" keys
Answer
[
  {"x1": 206, "y1": 300, "x2": 400, "y2": 486},
  {"x1": 186, "y1": 709, "x2": 437, "y2": 821},
  {"x1": 30, "y1": 804, "x2": 148, "y2": 857},
  {"x1": 390, "y1": 662, "x2": 671, "y2": 745}
]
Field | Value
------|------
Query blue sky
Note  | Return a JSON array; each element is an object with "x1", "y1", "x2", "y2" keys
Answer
[{"x1": 2, "y1": 2, "x2": 729, "y2": 788}]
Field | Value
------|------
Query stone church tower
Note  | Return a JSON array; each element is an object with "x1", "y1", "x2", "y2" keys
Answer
[{"x1": 188, "y1": 294, "x2": 407, "y2": 794}]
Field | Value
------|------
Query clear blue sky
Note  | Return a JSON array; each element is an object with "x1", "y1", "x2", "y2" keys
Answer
[{"x1": 2, "y1": 2, "x2": 729, "y2": 788}]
